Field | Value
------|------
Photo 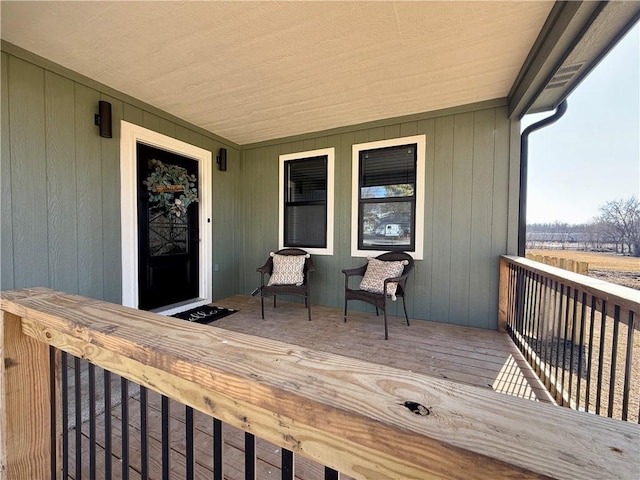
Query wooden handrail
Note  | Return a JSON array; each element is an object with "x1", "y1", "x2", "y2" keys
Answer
[
  {"x1": 500, "y1": 255, "x2": 640, "y2": 315},
  {"x1": 2, "y1": 288, "x2": 639, "y2": 479}
]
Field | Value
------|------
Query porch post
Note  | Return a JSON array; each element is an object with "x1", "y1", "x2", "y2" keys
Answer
[
  {"x1": 498, "y1": 257, "x2": 509, "y2": 333},
  {"x1": 0, "y1": 311, "x2": 53, "y2": 480}
]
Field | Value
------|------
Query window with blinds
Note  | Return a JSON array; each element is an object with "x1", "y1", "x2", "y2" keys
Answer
[
  {"x1": 351, "y1": 135, "x2": 425, "y2": 258},
  {"x1": 283, "y1": 155, "x2": 328, "y2": 248}
]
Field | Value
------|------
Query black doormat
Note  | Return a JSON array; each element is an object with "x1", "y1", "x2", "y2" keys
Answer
[{"x1": 171, "y1": 305, "x2": 238, "y2": 324}]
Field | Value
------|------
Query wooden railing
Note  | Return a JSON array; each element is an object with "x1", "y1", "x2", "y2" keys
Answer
[
  {"x1": 2, "y1": 288, "x2": 639, "y2": 480},
  {"x1": 499, "y1": 255, "x2": 640, "y2": 423}
]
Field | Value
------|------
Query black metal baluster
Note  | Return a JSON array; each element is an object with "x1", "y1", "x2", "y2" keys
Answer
[
  {"x1": 560, "y1": 286, "x2": 572, "y2": 406},
  {"x1": 584, "y1": 295, "x2": 597, "y2": 413},
  {"x1": 213, "y1": 418, "x2": 223, "y2": 480},
  {"x1": 104, "y1": 370, "x2": 112, "y2": 479},
  {"x1": 324, "y1": 466, "x2": 339, "y2": 480},
  {"x1": 121, "y1": 377, "x2": 129, "y2": 480},
  {"x1": 75, "y1": 356, "x2": 82, "y2": 480},
  {"x1": 281, "y1": 448, "x2": 294, "y2": 480},
  {"x1": 567, "y1": 288, "x2": 579, "y2": 407},
  {"x1": 505, "y1": 265, "x2": 515, "y2": 335},
  {"x1": 595, "y1": 300, "x2": 607, "y2": 415},
  {"x1": 516, "y1": 266, "x2": 526, "y2": 340},
  {"x1": 61, "y1": 351, "x2": 69, "y2": 480},
  {"x1": 89, "y1": 363, "x2": 96, "y2": 480},
  {"x1": 141, "y1": 386, "x2": 149, "y2": 480},
  {"x1": 533, "y1": 274, "x2": 544, "y2": 371},
  {"x1": 162, "y1": 395, "x2": 170, "y2": 480},
  {"x1": 575, "y1": 292, "x2": 587, "y2": 411},
  {"x1": 546, "y1": 280, "x2": 559, "y2": 372},
  {"x1": 524, "y1": 270, "x2": 534, "y2": 362},
  {"x1": 539, "y1": 278, "x2": 550, "y2": 381},
  {"x1": 553, "y1": 284, "x2": 565, "y2": 403},
  {"x1": 186, "y1": 406, "x2": 194, "y2": 480},
  {"x1": 49, "y1": 347, "x2": 57, "y2": 480},
  {"x1": 622, "y1": 311, "x2": 635, "y2": 421},
  {"x1": 245, "y1": 432, "x2": 255, "y2": 480},
  {"x1": 608, "y1": 305, "x2": 620, "y2": 418}
]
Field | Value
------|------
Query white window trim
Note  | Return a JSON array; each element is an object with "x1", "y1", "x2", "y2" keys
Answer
[
  {"x1": 351, "y1": 135, "x2": 426, "y2": 260},
  {"x1": 278, "y1": 147, "x2": 334, "y2": 255},
  {"x1": 120, "y1": 120, "x2": 213, "y2": 314}
]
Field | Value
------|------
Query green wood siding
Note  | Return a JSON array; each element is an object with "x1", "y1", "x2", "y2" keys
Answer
[
  {"x1": 2, "y1": 45, "x2": 518, "y2": 330},
  {"x1": 241, "y1": 106, "x2": 515, "y2": 329},
  {"x1": 0, "y1": 52, "x2": 240, "y2": 304}
]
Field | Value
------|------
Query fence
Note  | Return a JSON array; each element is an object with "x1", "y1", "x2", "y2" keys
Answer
[
  {"x1": 525, "y1": 253, "x2": 589, "y2": 275},
  {"x1": 499, "y1": 256, "x2": 640, "y2": 423}
]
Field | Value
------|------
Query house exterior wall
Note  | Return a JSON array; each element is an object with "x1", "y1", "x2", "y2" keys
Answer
[
  {"x1": 0, "y1": 49, "x2": 241, "y2": 304},
  {"x1": 1, "y1": 45, "x2": 521, "y2": 330},
  {"x1": 240, "y1": 104, "x2": 518, "y2": 329}
]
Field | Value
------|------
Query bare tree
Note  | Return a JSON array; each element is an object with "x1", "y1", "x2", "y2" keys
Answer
[{"x1": 597, "y1": 196, "x2": 640, "y2": 256}]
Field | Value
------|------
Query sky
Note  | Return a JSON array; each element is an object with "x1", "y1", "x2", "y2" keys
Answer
[{"x1": 522, "y1": 23, "x2": 639, "y2": 225}]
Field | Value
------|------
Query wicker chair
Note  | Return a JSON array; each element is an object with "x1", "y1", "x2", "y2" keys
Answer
[
  {"x1": 257, "y1": 248, "x2": 315, "y2": 321},
  {"x1": 342, "y1": 252, "x2": 414, "y2": 339}
]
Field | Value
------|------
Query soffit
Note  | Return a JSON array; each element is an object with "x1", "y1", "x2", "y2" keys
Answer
[{"x1": 1, "y1": 1, "x2": 553, "y2": 145}]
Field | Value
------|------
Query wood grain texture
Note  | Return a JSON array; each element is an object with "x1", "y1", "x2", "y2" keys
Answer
[
  {"x1": 1, "y1": 310, "x2": 52, "y2": 480},
  {"x1": 2, "y1": 289, "x2": 638, "y2": 480}
]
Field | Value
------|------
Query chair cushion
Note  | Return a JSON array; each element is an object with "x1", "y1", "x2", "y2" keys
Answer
[
  {"x1": 359, "y1": 257, "x2": 408, "y2": 300},
  {"x1": 267, "y1": 252, "x2": 309, "y2": 286}
]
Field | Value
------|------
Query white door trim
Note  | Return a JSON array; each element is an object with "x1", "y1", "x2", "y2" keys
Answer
[{"x1": 120, "y1": 120, "x2": 212, "y2": 314}]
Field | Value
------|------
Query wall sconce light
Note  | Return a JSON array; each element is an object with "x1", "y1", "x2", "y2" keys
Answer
[
  {"x1": 216, "y1": 147, "x2": 227, "y2": 171},
  {"x1": 94, "y1": 101, "x2": 112, "y2": 138}
]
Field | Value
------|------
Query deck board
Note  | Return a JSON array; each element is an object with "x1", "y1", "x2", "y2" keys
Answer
[{"x1": 69, "y1": 295, "x2": 552, "y2": 479}]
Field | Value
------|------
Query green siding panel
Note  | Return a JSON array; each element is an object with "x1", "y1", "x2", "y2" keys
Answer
[
  {"x1": 2, "y1": 49, "x2": 241, "y2": 305},
  {"x1": 75, "y1": 84, "x2": 104, "y2": 299},
  {"x1": 9, "y1": 57, "x2": 49, "y2": 289},
  {"x1": 241, "y1": 106, "x2": 512, "y2": 330},
  {"x1": 101, "y1": 94, "x2": 123, "y2": 303},
  {"x1": 3, "y1": 47, "x2": 513, "y2": 330},
  {"x1": 469, "y1": 109, "x2": 497, "y2": 329},
  {"x1": 431, "y1": 116, "x2": 454, "y2": 323},
  {"x1": 45, "y1": 71, "x2": 79, "y2": 295},
  {"x1": 1, "y1": 52, "x2": 14, "y2": 290},
  {"x1": 449, "y1": 113, "x2": 474, "y2": 326}
]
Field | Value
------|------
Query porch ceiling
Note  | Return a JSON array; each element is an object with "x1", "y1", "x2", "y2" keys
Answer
[{"x1": 1, "y1": 1, "x2": 554, "y2": 145}]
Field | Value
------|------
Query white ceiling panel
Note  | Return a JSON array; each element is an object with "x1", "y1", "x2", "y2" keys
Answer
[{"x1": 1, "y1": 1, "x2": 554, "y2": 144}]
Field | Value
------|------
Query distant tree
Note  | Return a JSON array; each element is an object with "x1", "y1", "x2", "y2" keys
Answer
[{"x1": 596, "y1": 196, "x2": 640, "y2": 256}]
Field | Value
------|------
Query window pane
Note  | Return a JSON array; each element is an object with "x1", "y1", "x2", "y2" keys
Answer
[
  {"x1": 361, "y1": 201, "x2": 413, "y2": 249},
  {"x1": 361, "y1": 184, "x2": 414, "y2": 199},
  {"x1": 285, "y1": 205, "x2": 326, "y2": 248},
  {"x1": 286, "y1": 156, "x2": 326, "y2": 203},
  {"x1": 360, "y1": 144, "x2": 416, "y2": 190}
]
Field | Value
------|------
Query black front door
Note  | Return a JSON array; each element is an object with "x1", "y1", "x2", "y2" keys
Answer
[{"x1": 137, "y1": 143, "x2": 199, "y2": 310}]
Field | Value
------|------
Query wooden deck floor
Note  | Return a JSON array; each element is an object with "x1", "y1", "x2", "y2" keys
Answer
[{"x1": 68, "y1": 295, "x2": 553, "y2": 479}]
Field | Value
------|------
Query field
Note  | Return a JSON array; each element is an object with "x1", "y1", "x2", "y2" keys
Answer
[{"x1": 527, "y1": 249, "x2": 640, "y2": 290}]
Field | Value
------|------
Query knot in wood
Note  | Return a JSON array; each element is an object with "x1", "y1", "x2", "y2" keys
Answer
[{"x1": 403, "y1": 401, "x2": 430, "y2": 416}]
